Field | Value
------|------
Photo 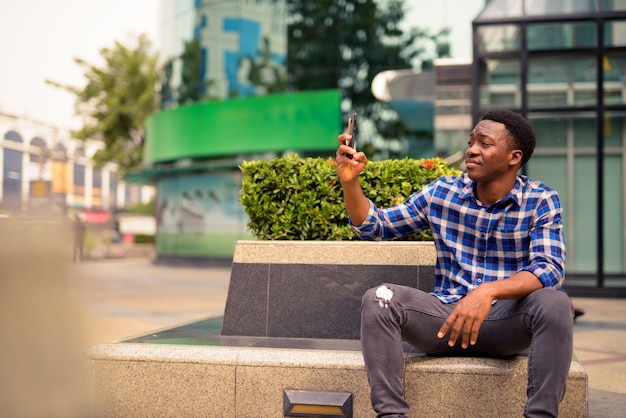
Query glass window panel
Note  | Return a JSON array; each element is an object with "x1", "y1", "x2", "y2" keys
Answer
[
  {"x1": 3, "y1": 148, "x2": 23, "y2": 211},
  {"x1": 434, "y1": 129, "x2": 469, "y2": 156},
  {"x1": 574, "y1": 91, "x2": 596, "y2": 106},
  {"x1": 605, "y1": 112, "x2": 625, "y2": 147},
  {"x1": 531, "y1": 118, "x2": 568, "y2": 148},
  {"x1": 525, "y1": 155, "x2": 572, "y2": 268},
  {"x1": 479, "y1": 58, "x2": 521, "y2": 109},
  {"x1": 527, "y1": 23, "x2": 596, "y2": 50},
  {"x1": 474, "y1": 0, "x2": 523, "y2": 21},
  {"x1": 604, "y1": 54, "x2": 626, "y2": 104},
  {"x1": 604, "y1": 20, "x2": 626, "y2": 46},
  {"x1": 436, "y1": 105, "x2": 465, "y2": 116},
  {"x1": 93, "y1": 170, "x2": 102, "y2": 188},
  {"x1": 73, "y1": 164, "x2": 85, "y2": 187},
  {"x1": 107, "y1": 172, "x2": 116, "y2": 208},
  {"x1": 476, "y1": 25, "x2": 520, "y2": 53},
  {"x1": 29, "y1": 138, "x2": 47, "y2": 163},
  {"x1": 437, "y1": 87, "x2": 470, "y2": 101},
  {"x1": 603, "y1": 154, "x2": 624, "y2": 273},
  {"x1": 529, "y1": 114, "x2": 596, "y2": 148},
  {"x1": 3, "y1": 130, "x2": 23, "y2": 142},
  {"x1": 528, "y1": 92, "x2": 569, "y2": 108},
  {"x1": 600, "y1": 0, "x2": 626, "y2": 12},
  {"x1": 526, "y1": 0, "x2": 600, "y2": 15},
  {"x1": 528, "y1": 56, "x2": 596, "y2": 107},
  {"x1": 528, "y1": 113, "x2": 604, "y2": 275},
  {"x1": 605, "y1": 90, "x2": 623, "y2": 104},
  {"x1": 573, "y1": 117, "x2": 597, "y2": 147},
  {"x1": 573, "y1": 155, "x2": 598, "y2": 272}
]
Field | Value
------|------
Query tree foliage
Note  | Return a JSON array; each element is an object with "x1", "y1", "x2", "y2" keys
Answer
[
  {"x1": 240, "y1": 37, "x2": 287, "y2": 96},
  {"x1": 160, "y1": 39, "x2": 210, "y2": 108},
  {"x1": 287, "y1": 0, "x2": 449, "y2": 150},
  {"x1": 48, "y1": 34, "x2": 159, "y2": 175}
]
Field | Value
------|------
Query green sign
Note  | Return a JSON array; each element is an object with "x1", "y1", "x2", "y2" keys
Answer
[{"x1": 144, "y1": 90, "x2": 341, "y2": 165}]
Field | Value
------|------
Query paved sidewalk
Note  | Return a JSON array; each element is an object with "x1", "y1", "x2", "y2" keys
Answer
[{"x1": 71, "y1": 257, "x2": 626, "y2": 417}]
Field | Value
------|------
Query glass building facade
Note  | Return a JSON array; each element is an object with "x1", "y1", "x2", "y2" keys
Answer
[
  {"x1": 160, "y1": 0, "x2": 286, "y2": 101},
  {"x1": 472, "y1": 0, "x2": 626, "y2": 293}
]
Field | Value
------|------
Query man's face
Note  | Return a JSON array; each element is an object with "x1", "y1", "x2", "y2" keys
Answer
[{"x1": 465, "y1": 119, "x2": 520, "y2": 183}]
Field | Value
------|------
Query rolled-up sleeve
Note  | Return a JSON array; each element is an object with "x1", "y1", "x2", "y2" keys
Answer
[
  {"x1": 350, "y1": 200, "x2": 382, "y2": 240},
  {"x1": 520, "y1": 190, "x2": 566, "y2": 288},
  {"x1": 350, "y1": 190, "x2": 431, "y2": 241}
]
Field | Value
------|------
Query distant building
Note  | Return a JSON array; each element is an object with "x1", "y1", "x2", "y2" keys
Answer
[
  {"x1": 134, "y1": 0, "x2": 331, "y2": 262},
  {"x1": 0, "y1": 112, "x2": 154, "y2": 219}
]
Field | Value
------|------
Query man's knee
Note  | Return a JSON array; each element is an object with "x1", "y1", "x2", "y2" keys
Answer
[{"x1": 528, "y1": 288, "x2": 574, "y2": 324}]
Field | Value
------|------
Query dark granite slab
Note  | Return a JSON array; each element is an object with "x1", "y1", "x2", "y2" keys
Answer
[{"x1": 221, "y1": 262, "x2": 435, "y2": 339}]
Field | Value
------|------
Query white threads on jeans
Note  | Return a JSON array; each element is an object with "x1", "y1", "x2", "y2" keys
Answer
[{"x1": 375, "y1": 285, "x2": 394, "y2": 308}]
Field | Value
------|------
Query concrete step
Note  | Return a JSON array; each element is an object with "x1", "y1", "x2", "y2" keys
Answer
[{"x1": 89, "y1": 342, "x2": 587, "y2": 417}]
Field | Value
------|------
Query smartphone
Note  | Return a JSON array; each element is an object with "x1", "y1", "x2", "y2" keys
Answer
[{"x1": 345, "y1": 112, "x2": 357, "y2": 159}]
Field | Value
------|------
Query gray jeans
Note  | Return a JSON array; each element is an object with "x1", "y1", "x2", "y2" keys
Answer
[{"x1": 360, "y1": 285, "x2": 574, "y2": 418}]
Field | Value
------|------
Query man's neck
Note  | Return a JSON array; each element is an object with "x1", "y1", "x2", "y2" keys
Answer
[{"x1": 475, "y1": 176, "x2": 517, "y2": 206}]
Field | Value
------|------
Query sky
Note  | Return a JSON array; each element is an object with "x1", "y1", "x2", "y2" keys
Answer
[
  {"x1": 0, "y1": 0, "x2": 484, "y2": 131},
  {"x1": 0, "y1": 0, "x2": 160, "y2": 129}
]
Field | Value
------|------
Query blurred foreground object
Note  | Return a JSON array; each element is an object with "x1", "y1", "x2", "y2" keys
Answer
[{"x1": 0, "y1": 219, "x2": 91, "y2": 417}]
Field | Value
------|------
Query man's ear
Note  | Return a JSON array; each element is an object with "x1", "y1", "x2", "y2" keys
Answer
[{"x1": 509, "y1": 150, "x2": 523, "y2": 166}]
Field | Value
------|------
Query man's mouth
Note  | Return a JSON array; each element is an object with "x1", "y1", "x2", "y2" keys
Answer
[{"x1": 465, "y1": 159, "x2": 479, "y2": 167}]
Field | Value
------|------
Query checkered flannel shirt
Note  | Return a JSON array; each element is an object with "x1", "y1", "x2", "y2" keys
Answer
[{"x1": 352, "y1": 173, "x2": 566, "y2": 303}]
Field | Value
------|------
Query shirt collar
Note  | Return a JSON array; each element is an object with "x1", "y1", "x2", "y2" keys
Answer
[{"x1": 460, "y1": 173, "x2": 524, "y2": 207}]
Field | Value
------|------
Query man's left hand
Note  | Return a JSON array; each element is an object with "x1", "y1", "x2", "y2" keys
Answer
[{"x1": 437, "y1": 286, "x2": 495, "y2": 349}]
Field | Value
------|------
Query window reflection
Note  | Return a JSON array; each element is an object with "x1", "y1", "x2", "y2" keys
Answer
[
  {"x1": 475, "y1": 0, "x2": 523, "y2": 21},
  {"x1": 528, "y1": 56, "x2": 596, "y2": 107},
  {"x1": 526, "y1": 0, "x2": 600, "y2": 15},
  {"x1": 479, "y1": 58, "x2": 521, "y2": 108},
  {"x1": 600, "y1": 0, "x2": 626, "y2": 11},
  {"x1": 604, "y1": 54, "x2": 626, "y2": 105},
  {"x1": 477, "y1": 24, "x2": 520, "y2": 53},
  {"x1": 527, "y1": 23, "x2": 596, "y2": 49},
  {"x1": 604, "y1": 21, "x2": 626, "y2": 46}
]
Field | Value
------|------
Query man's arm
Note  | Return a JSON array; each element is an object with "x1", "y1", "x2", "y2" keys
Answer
[{"x1": 336, "y1": 132, "x2": 370, "y2": 226}]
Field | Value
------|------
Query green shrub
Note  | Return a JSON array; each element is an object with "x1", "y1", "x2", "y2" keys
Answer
[{"x1": 239, "y1": 154, "x2": 462, "y2": 241}]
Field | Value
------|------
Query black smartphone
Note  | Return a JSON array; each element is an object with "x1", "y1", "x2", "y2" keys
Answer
[{"x1": 345, "y1": 112, "x2": 357, "y2": 159}]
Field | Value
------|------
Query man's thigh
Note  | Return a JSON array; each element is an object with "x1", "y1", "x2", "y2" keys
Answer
[{"x1": 395, "y1": 288, "x2": 532, "y2": 357}]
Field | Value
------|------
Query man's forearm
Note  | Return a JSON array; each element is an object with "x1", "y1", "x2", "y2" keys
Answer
[
  {"x1": 482, "y1": 271, "x2": 544, "y2": 300},
  {"x1": 341, "y1": 178, "x2": 370, "y2": 227}
]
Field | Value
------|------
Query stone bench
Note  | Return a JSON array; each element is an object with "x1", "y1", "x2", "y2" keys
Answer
[{"x1": 90, "y1": 240, "x2": 588, "y2": 417}]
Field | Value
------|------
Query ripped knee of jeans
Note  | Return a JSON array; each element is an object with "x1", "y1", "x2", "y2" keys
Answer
[{"x1": 374, "y1": 285, "x2": 394, "y2": 308}]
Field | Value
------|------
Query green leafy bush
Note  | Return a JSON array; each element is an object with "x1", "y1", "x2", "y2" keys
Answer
[{"x1": 239, "y1": 154, "x2": 462, "y2": 240}]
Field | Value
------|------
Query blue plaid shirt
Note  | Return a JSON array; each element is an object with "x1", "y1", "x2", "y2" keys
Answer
[{"x1": 352, "y1": 173, "x2": 566, "y2": 303}]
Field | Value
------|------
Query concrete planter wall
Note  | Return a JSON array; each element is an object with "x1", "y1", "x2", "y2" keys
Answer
[{"x1": 221, "y1": 240, "x2": 436, "y2": 340}]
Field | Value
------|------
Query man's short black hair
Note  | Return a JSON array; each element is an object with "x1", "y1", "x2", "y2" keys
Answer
[{"x1": 480, "y1": 109, "x2": 536, "y2": 167}]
